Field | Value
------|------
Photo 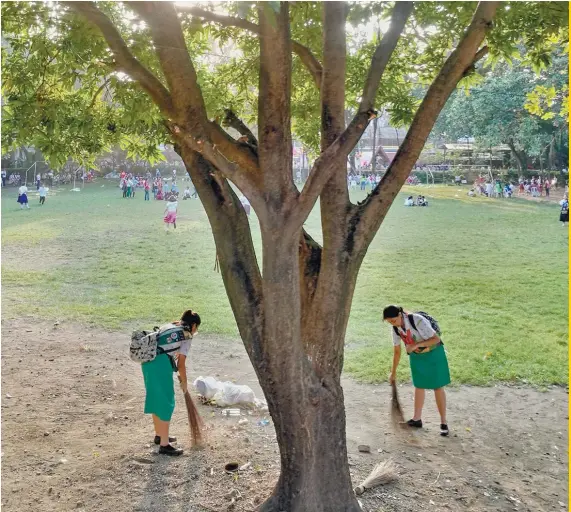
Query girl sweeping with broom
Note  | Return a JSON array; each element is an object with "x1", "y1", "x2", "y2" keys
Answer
[
  {"x1": 383, "y1": 305, "x2": 450, "y2": 437},
  {"x1": 140, "y1": 309, "x2": 201, "y2": 456}
]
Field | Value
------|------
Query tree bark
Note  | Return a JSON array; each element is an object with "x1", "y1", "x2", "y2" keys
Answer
[
  {"x1": 259, "y1": 373, "x2": 360, "y2": 512},
  {"x1": 372, "y1": 116, "x2": 378, "y2": 173},
  {"x1": 375, "y1": 144, "x2": 392, "y2": 166},
  {"x1": 175, "y1": 143, "x2": 264, "y2": 362}
]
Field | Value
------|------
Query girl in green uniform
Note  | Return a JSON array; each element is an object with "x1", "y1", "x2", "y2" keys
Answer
[
  {"x1": 383, "y1": 305, "x2": 450, "y2": 436},
  {"x1": 142, "y1": 309, "x2": 201, "y2": 456}
]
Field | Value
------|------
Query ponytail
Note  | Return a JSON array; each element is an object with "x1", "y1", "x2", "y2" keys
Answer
[{"x1": 181, "y1": 309, "x2": 201, "y2": 331}]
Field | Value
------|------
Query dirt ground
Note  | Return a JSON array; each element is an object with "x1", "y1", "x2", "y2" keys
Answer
[{"x1": 1, "y1": 317, "x2": 568, "y2": 512}]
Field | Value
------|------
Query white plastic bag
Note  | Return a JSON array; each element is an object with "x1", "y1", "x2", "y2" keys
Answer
[
  {"x1": 193, "y1": 376, "x2": 223, "y2": 400},
  {"x1": 194, "y1": 376, "x2": 259, "y2": 407},
  {"x1": 213, "y1": 382, "x2": 256, "y2": 407}
]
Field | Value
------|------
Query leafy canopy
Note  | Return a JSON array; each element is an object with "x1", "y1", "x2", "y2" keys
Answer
[
  {"x1": 1, "y1": 1, "x2": 568, "y2": 167},
  {"x1": 433, "y1": 47, "x2": 568, "y2": 161}
]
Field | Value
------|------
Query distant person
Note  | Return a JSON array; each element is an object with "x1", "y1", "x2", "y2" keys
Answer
[
  {"x1": 1, "y1": 169, "x2": 6, "y2": 187},
  {"x1": 17, "y1": 183, "x2": 30, "y2": 209},
  {"x1": 182, "y1": 187, "x2": 192, "y2": 200},
  {"x1": 38, "y1": 184, "x2": 47, "y2": 205},
  {"x1": 544, "y1": 178, "x2": 551, "y2": 198},
  {"x1": 417, "y1": 195, "x2": 428, "y2": 206},
  {"x1": 36, "y1": 173, "x2": 41, "y2": 190},
  {"x1": 467, "y1": 189, "x2": 475, "y2": 197},
  {"x1": 383, "y1": 305, "x2": 450, "y2": 437},
  {"x1": 404, "y1": 196, "x2": 414, "y2": 207},
  {"x1": 164, "y1": 194, "x2": 178, "y2": 232},
  {"x1": 559, "y1": 196, "x2": 569, "y2": 226},
  {"x1": 485, "y1": 182, "x2": 493, "y2": 197},
  {"x1": 144, "y1": 180, "x2": 151, "y2": 201}
]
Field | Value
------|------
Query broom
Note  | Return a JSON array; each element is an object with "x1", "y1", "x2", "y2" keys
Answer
[
  {"x1": 354, "y1": 459, "x2": 398, "y2": 495},
  {"x1": 179, "y1": 376, "x2": 204, "y2": 446},
  {"x1": 390, "y1": 380, "x2": 405, "y2": 427}
]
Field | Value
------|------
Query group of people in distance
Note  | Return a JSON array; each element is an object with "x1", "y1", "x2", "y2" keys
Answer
[
  {"x1": 404, "y1": 195, "x2": 428, "y2": 207},
  {"x1": 347, "y1": 173, "x2": 382, "y2": 190},
  {"x1": 16, "y1": 182, "x2": 48, "y2": 209}
]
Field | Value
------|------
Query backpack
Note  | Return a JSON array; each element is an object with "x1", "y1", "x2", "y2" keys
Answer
[
  {"x1": 393, "y1": 311, "x2": 442, "y2": 339},
  {"x1": 130, "y1": 324, "x2": 186, "y2": 364},
  {"x1": 130, "y1": 328, "x2": 160, "y2": 363}
]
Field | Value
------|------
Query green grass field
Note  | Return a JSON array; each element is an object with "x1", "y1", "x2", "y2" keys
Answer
[{"x1": 2, "y1": 181, "x2": 568, "y2": 386}]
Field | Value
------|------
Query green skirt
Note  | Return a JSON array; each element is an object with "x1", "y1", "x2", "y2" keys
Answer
[
  {"x1": 409, "y1": 343, "x2": 451, "y2": 389},
  {"x1": 141, "y1": 353, "x2": 175, "y2": 421}
]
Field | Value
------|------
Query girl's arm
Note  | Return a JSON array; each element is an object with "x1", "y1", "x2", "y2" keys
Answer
[
  {"x1": 415, "y1": 335, "x2": 441, "y2": 349},
  {"x1": 177, "y1": 354, "x2": 188, "y2": 393},
  {"x1": 390, "y1": 345, "x2": 401, "y2": 383}
]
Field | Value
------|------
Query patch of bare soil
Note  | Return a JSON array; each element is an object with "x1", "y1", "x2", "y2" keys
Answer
[{"x1": 1, "y1": 318, "x2": 567, "y2": 512}]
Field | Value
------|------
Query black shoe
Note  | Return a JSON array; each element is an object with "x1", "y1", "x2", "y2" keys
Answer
[
  {"x1": 154, "y1": 435, "x2": 177, "y2": 445},
  {"x1": 406, "y1": 419, "x2": 423, "y2": 428},
  {"x1": 440, "y1": 424, "x2": 449, "y2": 437},
  {"x1": 159, "y1": 444, "x2": 183, "y2": 456}
]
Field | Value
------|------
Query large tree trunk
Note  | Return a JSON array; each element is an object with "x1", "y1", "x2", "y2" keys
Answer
[
  {"x1": 257, "y1": 230, "x2": 360, "y2": 511},
  {"x1": 260, "y1": 373, "x2": 359, "y2": 512}
]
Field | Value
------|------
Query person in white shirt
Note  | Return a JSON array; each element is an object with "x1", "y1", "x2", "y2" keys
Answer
[
  {"x1": 404, "y1": 196, "x2": 414, "y2": 207},
  {"x1": 485, "y1": 182, "x2": 494, "y2": 197},
  {"x1": 36, "y1": 173, "x2": 41, "y2": 190},
  {"x1": 182, "y1": 187, "x2": 192, "y2": 200},
  {"x1": 38, "y1": 184, "x2": 48, "y2": 205},
  {"x1": 384, "y1": 305, "x2": 450, "y2": 436},
  {"x1": 1, "y1": 169, "x2": 6, "y2": 187},
  {"x1": 17, "y1": 184, "x2": 30, "y2": 209},
  {"x1": 163, "y1": 194, "x2": 178, "y2": 231}
]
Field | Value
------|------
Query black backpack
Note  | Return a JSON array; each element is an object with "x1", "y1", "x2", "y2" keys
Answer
[{"x1": 393, "y1": 311, "x2": 442, "y2": 338}]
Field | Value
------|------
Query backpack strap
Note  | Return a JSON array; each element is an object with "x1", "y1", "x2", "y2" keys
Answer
[
  {"x1": 394, "y1": 314, "x2": 417, "y2": 336},
  {"x1": 407, "y1": 314, "x2": 417, "y2": 331}
]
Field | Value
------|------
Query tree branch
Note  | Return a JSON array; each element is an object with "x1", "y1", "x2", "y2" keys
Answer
[
  {"x1": 359, "y1": 2, "x2": 414, "y2": 112},
  {"x1": 129, "y1": 2, "x2": 261, "y2": 177},
  {"x1": 473, "y1": 45, "x2": 489, "y2": 64},
  {"x1": 127, "y1": 2, "x2": 207, "y2": 124},
  {"x1": 64, "y1": 1, "x2": 173, "y2": 114},
  {"x1": 175, "y1": 145, "x2": 265, "y2": 364},
  {"x1": 222, "y1": 109, "x2": 258, "y2": 147},
  {"x1": 257, "y1": 3, "x2": 295, "y2": 203},
  {"x1": 177, "y1": 5, "x2": 323, "y2": 89},
  {"x1": 169, "y1": 122, "x2": 262, "y2": 203},
  {"x1": 88, "y1": 78, "x2": 111, "y2": 109},
  {"x1": 354, "y1": 2, "x2": 499, "y2": 254},
  {"x1": 288, "y1": 1, "x2": 413, "y2": 232}
]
